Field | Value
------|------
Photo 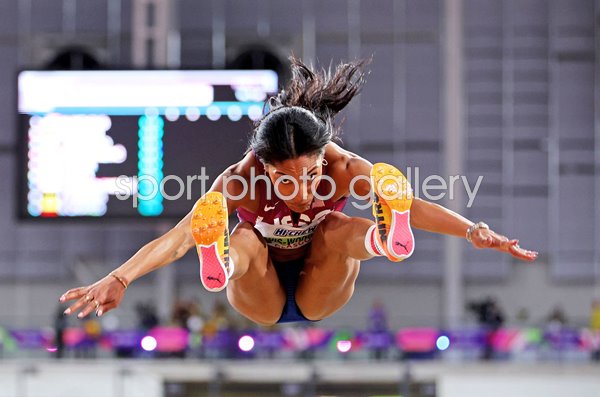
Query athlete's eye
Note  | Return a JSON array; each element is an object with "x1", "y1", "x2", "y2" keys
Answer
[
  {"x1": 279, "y1": 176, "x2": 294, "y2": 185},
  {"x1": 307, "y1": 174, "x2": 317, "y2": 181}
]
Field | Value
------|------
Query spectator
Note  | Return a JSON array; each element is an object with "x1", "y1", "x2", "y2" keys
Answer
[
  {"x1": 545, "y1": 306, "x2": 568, "y2": 333},
  {"x1": 203, "y1": 300, "x2": 235, "y2": 336},
  {"x1": 367, "y1": 299, "x2": 389, "y2": 333},
  {"x1": 135, "y1": 302, "x2": 159, "y2": 330},
  {"x1": 515, "y1": 307, "x2": 530, "y2": 326},
  {"x1": 468, "y1": 297, "x2": 505, "y2": 360},
  {"x1": 367, "y1": 299, "x2": 390, "y2": 360},
  {"x1": 590, "y1": 300, "x2": 600, "y2": 361},
  {"x1": 53, "y1": 305, "x2": 68, "y2": 359},
  {"x1": 591, "y1": 300, "x2": 600, "y2": 331}
]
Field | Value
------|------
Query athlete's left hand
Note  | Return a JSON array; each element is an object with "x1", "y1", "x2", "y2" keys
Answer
[{"x1": 470, "y1": 228, "x2": 538, "y2": 262}]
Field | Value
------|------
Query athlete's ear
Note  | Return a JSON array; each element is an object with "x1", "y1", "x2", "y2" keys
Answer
[{"x1": 263, "y1": 163, "x2": 270, "y2": 173}]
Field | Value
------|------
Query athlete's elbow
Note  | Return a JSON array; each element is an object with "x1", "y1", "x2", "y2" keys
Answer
[
  {"x1": 409, "y1": 198, "x2": 426, "y2": 229},
  {"x1": 176, "y1": 226, "x2": 196, "y2": 253},
  {"x1": 162, "y1": 224, "x2": 195, "y2": 259}
]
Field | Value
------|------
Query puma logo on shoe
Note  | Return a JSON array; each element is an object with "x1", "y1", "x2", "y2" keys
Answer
[
  {"x1": 395, "y1": 241, "x2": 410, "y2": 253},
  {"x1": 207, "y1": 274, "x2": 222, "y2": 283}
]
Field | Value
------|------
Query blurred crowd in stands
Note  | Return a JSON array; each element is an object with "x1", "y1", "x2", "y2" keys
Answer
[{"x1": 1, "y1": 295, "x2": 598, "y2": 362}]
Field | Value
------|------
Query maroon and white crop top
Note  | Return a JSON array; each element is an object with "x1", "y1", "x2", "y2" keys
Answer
[{"x1": 236, "y1": 155, "x2": 348, "y2": 250}]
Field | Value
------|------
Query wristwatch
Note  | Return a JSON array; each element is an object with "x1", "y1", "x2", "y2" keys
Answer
[{"x1": 466, "y1": 222, "x2": 489, "y2": 243}]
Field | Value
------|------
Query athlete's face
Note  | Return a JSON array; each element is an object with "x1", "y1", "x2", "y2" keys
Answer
[{"x1": 265, "y1": 154, "x2": 325, "y2": 213}]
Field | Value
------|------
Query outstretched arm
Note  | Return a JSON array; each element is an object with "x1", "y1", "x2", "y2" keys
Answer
[
  {"x1": 410, "y1": 198, "x2": 538, "y2": 261},
  {"x1": 334, "y1": 148, "x2": 538, "y2": 263},
  {"x1": 59, "y1": 156, "x2": 253, "y2": 319},
  {"x1": 59, "y1": 204, "x2": 198, "y2": 319}
]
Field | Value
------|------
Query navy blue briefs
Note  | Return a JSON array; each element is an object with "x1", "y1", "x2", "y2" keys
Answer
[{"x1": 272, "y1": 258, "x2": 317, "y2": 324}]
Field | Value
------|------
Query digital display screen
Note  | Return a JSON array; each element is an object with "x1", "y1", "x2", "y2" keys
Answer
[{"x1": 17, "y1": 70, "x2": 278, "y2": 219}]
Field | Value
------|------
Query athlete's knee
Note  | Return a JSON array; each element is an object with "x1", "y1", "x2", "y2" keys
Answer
[
  {"x1": 298, "y1": 287, "x2": 354, "y2": 321},
  {"x1": 231, "y1": 222, "x2": 267, "y2": 253},
  {"x1": 231, "y1": 221, "x2": 260, "y2": 238},
  {"x1": 312, "y1": 211, "x2": 350, "y2": 249},
  {"x1": 226, "y1": 288, "x2": 282, "y2": 326},
  {"x1": 249, "y1": 313, "x2": 281, "y2": 327},
  {"x1": 233, "y1": 300, "x2": 281, "y2": 326},
  {"x1": 315, "y1": 211, "x2": 348, "y2": 236},
  {"x1": 297, "y1": 300, "x2": 329, "y2": 321}
]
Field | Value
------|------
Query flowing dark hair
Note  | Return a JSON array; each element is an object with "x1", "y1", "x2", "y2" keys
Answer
[{"x1": 249, "y1": 55, "x2": 370, "y2": 164}]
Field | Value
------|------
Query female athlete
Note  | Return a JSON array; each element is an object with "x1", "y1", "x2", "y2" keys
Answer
[{"x1": 60, "y1": 57, "x2": 538, "y2": 325}]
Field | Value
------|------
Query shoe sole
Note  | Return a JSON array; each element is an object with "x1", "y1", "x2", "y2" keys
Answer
[
  {"x1": 191, "y1": 192, "x2": 229, "y2": 292},
  {"x1": 371, "y1": 163, "x2": 415, "y2": 261}
]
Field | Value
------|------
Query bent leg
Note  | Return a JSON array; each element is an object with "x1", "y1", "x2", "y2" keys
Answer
[
  {"x1": 226, "y1": 222, "x2": 285, "y2": 326},
  {"x1": 296, "y1": 212, "x2": 375, "y2": 320}
]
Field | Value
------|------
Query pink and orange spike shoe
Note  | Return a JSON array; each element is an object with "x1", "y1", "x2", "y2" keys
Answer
[
  {"x1": 190, "y1": 192, "x2": 231, "y2": 292},
  {"x1": 371, "y1": 163, "x2": 415, "y2": 262}
]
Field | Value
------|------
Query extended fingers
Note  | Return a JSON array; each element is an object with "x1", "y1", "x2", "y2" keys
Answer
[
  {"x1": 77, "y1": 298, "x2": 103, "y2": 319},
  {"x1": 59, "y1": 287, "x2": 87, "y2": 303},
  {"x1": 508, "y1": 241, "x2": 538, "y2": 261},
  {"x1": 61, "y1": 274, "x2": 127, "y2": 318},
  {"x1": 471, "y1": 230, "x2": 539, "y2": 261},
  {"x1": 96, "y1": 301, "x2": 117, "y2": 317},
  {"x1": 64, "y1": 287, "x2": 118, "y2": 318},
  {"x1": 497, "y1": 236, "x2": 512, "y2": 249},
  {"x1": 63, "y1": 291, "x2": 100, "y2": 317}
]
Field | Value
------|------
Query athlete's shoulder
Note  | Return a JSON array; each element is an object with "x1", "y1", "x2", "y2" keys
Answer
[
  {"x1": 324, "y1": 142, "x2": 372, "y2": 177},
  {"x1": 211, "y1": 151, "x2": 263, "y2": 213},
  {"x1": 324, "y1": 142, "x2": 373, "y2": 198},
  {"x1": 222, "y1": 151, "x2": 260, "y2": 180}
]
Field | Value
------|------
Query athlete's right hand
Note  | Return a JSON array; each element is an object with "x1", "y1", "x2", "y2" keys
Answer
[{"x1": 59, "y1": 274, "x2": 127, "y2": 318}]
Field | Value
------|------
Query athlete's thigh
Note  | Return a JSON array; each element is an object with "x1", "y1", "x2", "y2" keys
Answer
[
  {"x1": 295, "y1": 214, "x2": 361, "y2": 320},
  {"x1": 226, "y1": 222, "x2": 286, "y2": 325}
]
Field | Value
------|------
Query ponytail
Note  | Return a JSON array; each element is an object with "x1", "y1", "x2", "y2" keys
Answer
[
  {"x1": 269, "y1": 55, "x2": 370, "y2": 124},
  {"x1": 250, "y1": 55, "x2": 370, "y2": 164}
]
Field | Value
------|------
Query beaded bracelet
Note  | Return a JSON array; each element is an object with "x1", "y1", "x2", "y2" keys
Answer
[{"x1": 466, "y1": 222, "x2": 489, "y2": 243}]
